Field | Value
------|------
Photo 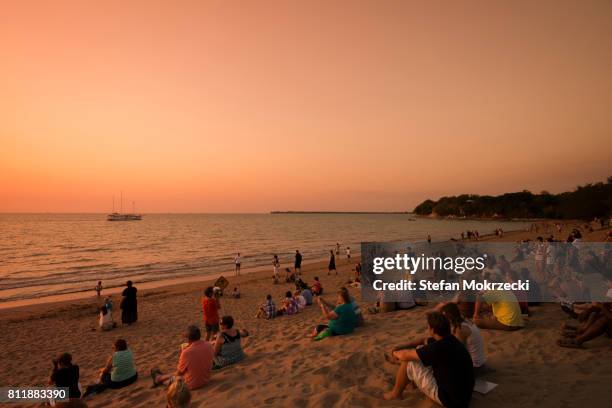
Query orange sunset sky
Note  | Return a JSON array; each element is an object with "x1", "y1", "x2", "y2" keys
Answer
[{"x1": 1, "y1": 1, "x2": 611, "y2": 213}]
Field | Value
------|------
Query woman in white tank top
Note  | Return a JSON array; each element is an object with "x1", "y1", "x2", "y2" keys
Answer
[{"x1": 440, "y1": 303, "x2": 486, "y2": 368}]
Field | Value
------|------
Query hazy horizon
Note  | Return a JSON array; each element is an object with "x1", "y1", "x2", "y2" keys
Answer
[{"x1": 2, "y1": 1, "x2": 611, "y2": 213}]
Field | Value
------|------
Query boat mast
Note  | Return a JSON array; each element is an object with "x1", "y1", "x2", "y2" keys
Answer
[
  {"x1": 112, "y1": 195, "x2": 115, "y2": 213},
  {"x1": 120, "y1": 191, "x2": 123, "y2": 213}
]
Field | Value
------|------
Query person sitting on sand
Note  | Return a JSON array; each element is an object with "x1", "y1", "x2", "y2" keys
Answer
[
  {"x1": 285, "y1": 267, "x2": 296, "y2": 283},
  {"x1": 277, "y1": 291, "x2": 299, "y2": 316},
  {"x1": 99, "y1": 305, "x2": 117, "y2": 331},
  {"x1": 166, "y1": 378, "x2": 192, "y2": 408},
  {"x1": 232, "y1": 285, "x2": 241, "y2": 299},
  {"x1": 301, "y1": 287, "x2": 313, "y2": 305},
  {"x1": 311, "y1": 277, "x2": 323, "y2": 296},
  {"x1": 83, "y1": 339, "x2": 137, "y2": 397},
  {"x1": 49, "y1": 353, "x2": 81, "y2": 399},
  {"x1": 152, "y1": 326, "x2": 214, "y2": 390},
  {"x1": 440, "y1": 303, "x2": 487, "y2": 375},
  {"x1": 202, "y1": 286, "x2": 221, "y2": 341},
  {"x1": 212, "y1": 315, "x2": 249, "y2": 369},
  {"x1": 311, "y1": 289, "x2": 356, "y2": 340},
  {"x1": 384, "y1": 312, "x2": 474, "y2": 407},
  {"x1": 294, "y1": 290, "x2": 306, "y2": 310},
  {"x1": 256, "y1": 294, "x2": 277, "y2": 319},
  {"x1": 295, "y1": 278, "x2": 309, "y2": 291},
  {"x1": 558, "y1": 302, "x2": 612, "y2": 348},
  {"x1": 473, "y1": 289, "x2": 525, "y2": 331}
]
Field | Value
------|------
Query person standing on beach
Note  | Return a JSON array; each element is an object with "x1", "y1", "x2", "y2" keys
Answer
[
  {"x1": 273, "y1": 255, "x2": 280, "y2": 283},
  {"x1": 120, "y1": 281, "x2": 138, "y2": 325},
  {"x1": 95, "y1": 281, "x2": 103, "y2": 297},
  {"x1": 234, "y1": 253, "x2": 241, "y2": 277},
  {"x1": 346, "y1": 246, "x2": 351, "y2": 262},
  {"x1": 336, "y1": 243, "x2": 340, "y2": 255},
  {"x1": 294, "y1": 250, "x2": 302, "y2": 277},
  {"x1": 328, "y1": 250, "x2": 337, "y2": 275},
  {"x1": 202, "y1": 287, "x2": 221, "y2": 341},
  {"x1": 427, "y1": 234, "x2": 431, "y2": 244}
]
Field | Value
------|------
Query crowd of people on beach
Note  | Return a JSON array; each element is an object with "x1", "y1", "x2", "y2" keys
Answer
[{"x1": 50, "y1": 226, "x2": 611, "y2": 408}]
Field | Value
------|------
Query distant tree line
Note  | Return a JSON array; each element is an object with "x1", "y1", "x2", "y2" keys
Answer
[{"x1": 413, "y1": 177, "x2": 612, "y2": 220}]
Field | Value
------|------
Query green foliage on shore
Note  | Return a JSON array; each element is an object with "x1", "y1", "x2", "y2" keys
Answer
[{"x1": 414, "y1": 177, "x2": 612, "y2": 220}]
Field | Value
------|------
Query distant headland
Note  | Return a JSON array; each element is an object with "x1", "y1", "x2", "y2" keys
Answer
[
  {"x1": 413, "y1": 177, "x2": 611, "y2": 220},
  {"x1": 270, "y1": 211, "x2": 411, "y2": 214}
]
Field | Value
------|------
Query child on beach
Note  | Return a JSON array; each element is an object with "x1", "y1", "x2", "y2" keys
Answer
[
  {"x1": 95, "y1": 281, "x2": 103, "y2": 297},
  {"x1": 104, "y1": 296, "x2": 113, "y2": 314},
  {"x1": 98, "y1": 305, "x2": 116, "y2": 331},
  {"x1": 202, "y1": 287, "x2": 221, "y2": 341},
  {"x1": 234, "y1": 252, "x2": 241, "y2": 276},
  {"x1": 232, "y1": 285, "x2": 241, "y2": 299}
]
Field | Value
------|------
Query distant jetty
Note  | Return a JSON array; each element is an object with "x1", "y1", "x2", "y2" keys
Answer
[{"x1": 270, "y1": 211, "x2": 411, "y2": 214}]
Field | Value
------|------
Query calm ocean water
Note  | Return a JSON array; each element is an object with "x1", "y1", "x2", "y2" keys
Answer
[{"x1": 0, "y1": 213, "x2": 528, "y2": 303}]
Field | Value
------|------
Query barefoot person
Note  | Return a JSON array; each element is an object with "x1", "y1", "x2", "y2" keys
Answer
[
  {"x1": 558, "y1": 302, "x2": 612, "y2": 348},
  {"x1": 152, "y1": 326, "x2": 214, "y2": 390},
  {"x1": 384, "y1": 312, "x2": 474, "y2": 407}
]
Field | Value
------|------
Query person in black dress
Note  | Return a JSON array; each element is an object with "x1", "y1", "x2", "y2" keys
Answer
[
  {"x1": 328, "y1": 250, "x2": 337, "y2": 275},
  {"x1": 294, "y1": 250, "x2": 302, "y2": 277},
  {"x1": 120, "y1": 280, "x2": 138, "y2": 325}
]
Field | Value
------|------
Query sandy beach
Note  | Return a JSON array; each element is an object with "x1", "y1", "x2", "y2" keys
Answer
[{"x1": 0, "y1": 222, "x2": 610, "y2": 408}]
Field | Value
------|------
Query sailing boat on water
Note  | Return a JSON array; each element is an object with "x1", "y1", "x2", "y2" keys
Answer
[{"x1": 107, "y1": 192, "x2": 142, "y2": 221}]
